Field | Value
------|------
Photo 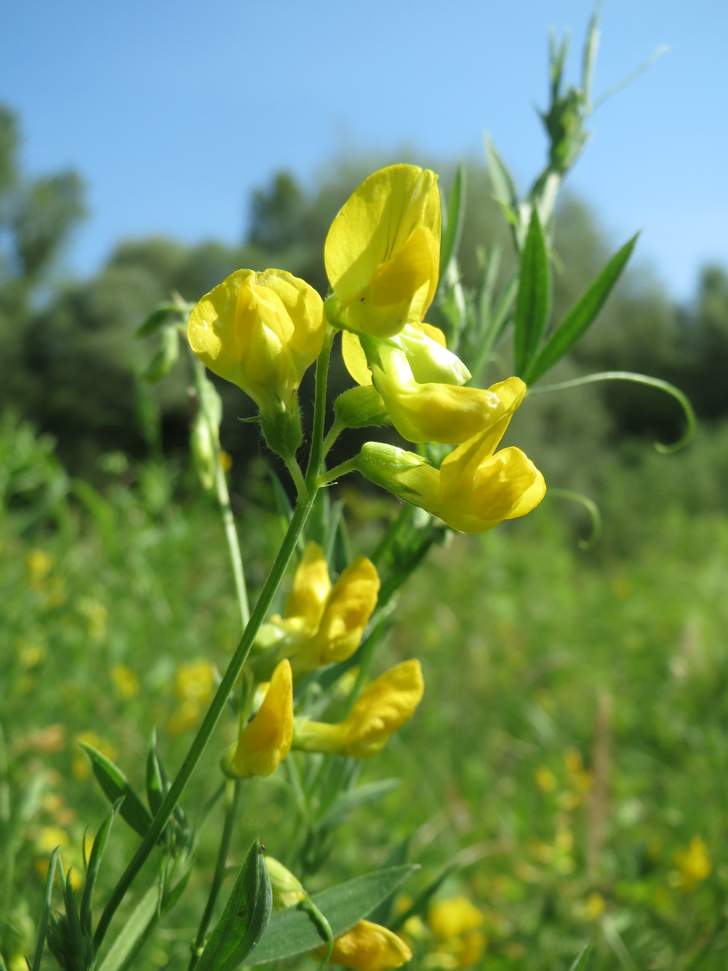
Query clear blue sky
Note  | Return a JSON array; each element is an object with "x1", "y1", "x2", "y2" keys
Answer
[{"x1": 1, "y1": 0, "x2": 725, "y2": 300}]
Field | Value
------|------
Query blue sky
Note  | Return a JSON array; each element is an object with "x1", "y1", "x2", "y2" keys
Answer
[{"x1": 1, "y1": 0, "x2": 725, "y2": 300}]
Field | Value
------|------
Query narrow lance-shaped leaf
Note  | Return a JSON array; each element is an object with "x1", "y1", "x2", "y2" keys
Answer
[
  {"x1": 80, "y1": 799, "x2": 122, "y2": 936},
  {"x1": 524, "y1": 233, "x2": 639, "y2": 385},
  {"x1": 135, "y1": 304, "x2": 182, "y2": 339},
  {"x1": 315, "y1": 779, "x2": 401, "y2": 833},
  {"x1": 79, "y1": 742, "x2": 153, "y2": 839},
  {"x1": 195, "y1": 839, "x2": 272, "y2": 971},
  {"x1": 513, "y1": 208, "x2": 550, "y2": 376},
  {"x1": 146, "y1": 728, "x2": 166, "y2": 817},
  {"x1": 31, "y1": 845, "x2": 60, "y2": 971},
  {"x1": 248, "y1": 864, "x2": 418, "y2": 966},
  {"x1": 439, "y1": 161, "x2": 466, "y2": 278},
  {"x1": 484, "y1": 135, "x2": 519, "y2": 226},
  {"x1": 569, "y1": 942, "x2": 592, "y2": 971},
  {"x1": 95, "y1": 885, "x2": 160, "y2": 971}
]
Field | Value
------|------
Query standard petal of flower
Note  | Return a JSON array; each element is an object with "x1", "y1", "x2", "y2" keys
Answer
[
  {"x1": 284, "y1": 542, "x2": 331, "y2": 631},
  {"x1": 233, "y1": 659, "x2": 293, "y2": 777},
  {"x1": 312, "y1": 920, "x2": 412, "y2": 971},
  {"x1": 188, "y1": 268, "x2": 254, "y2": 390},
  {"x1": 341, "y1": 660, "x2": 424, "y2": 758}
]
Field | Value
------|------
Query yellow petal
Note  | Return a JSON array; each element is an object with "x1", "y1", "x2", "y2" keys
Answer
[
  {"x1": 233, "y1": 660, "x2": 293, "y2": 777},
  {"x1": 369, "y1": 226, "x2": 438, "y2": 307},
  {"x1": 342, "y1": 331, "x2": 373, "y2": 387},
  {"x1": 285, "y1": 542, "x2": 331, "y2": 630},
  {"x1": 341, "y1": 659, "x2": 424, "y2": 758},
  {"x1": 429, "y1": 898, "x2": 483, "y2": 939},
  {"x1": 188, "y1": 268, "x2": 254, "y2": 390},
  {"x1": 313, "y1": 920, "x2": 412, "y2": 971}
]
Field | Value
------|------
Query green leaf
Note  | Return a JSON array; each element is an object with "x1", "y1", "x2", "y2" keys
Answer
[
  {"x1": 146, "y1": 728, "x2": 166, "y2": 817},
  {"x1": 79, "y1": 743, "x2": 153, "y2": 839},
  {"x1": 95, "y1": 885, "x2": 159, "y2": 971},
  {"x1": 367, "y1": 838, "x2": 411, "y2": 926},
  {"x1": 484, "y1": 135, "x2": 519, "y2": 219},
  {"x1": 525, "y1": 233, "x2": 639, "y2": 385},
  {"x1": 569, "y1": 942, "x2": 592, "y2": 971},
  {"x1": 315, "y1": 779, "x2": 400, "y2": 833},
  {"x1": 513, "y1": 207, "x2": 550, "y2": 377},
  {"x1": 31, "y1": 845, "x2": 60, "y2": 971},
  {"x1": 80, "y1": 799, "x2": 121, "y2": 936},
  {"x1": 248, "y1": 865, "x2": 418, "y2": 966},
  {"x1": 439, "y1": 161, "x2": 466, "y2": 277},
  {"x1": 135, "y1": 305, "x2": 181, "y2": 339},
  {"x1": 195, "y1": 839, "x2": 272, "y2": 971}
]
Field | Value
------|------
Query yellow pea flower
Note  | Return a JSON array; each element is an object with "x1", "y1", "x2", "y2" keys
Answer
[
  {"x1": 221, "y1": 659, "x2": 293, "y2": 778},
  {"x1": 292, "y1": 660, "x2": 424, "y2": 758},
  {"x1": 358, "y1": 405, "x2": 545, "y2": 533},
  {"x1": 673, "y1": 836, "x2": 711, "y2": 892},
  {"x1": 341, "y1": 322, "x2": 453, "y2": 389},
  {"x1": 428, "y1": 898, "x2": 486, "y2": 969},
  {"x1": 312, "y1": 919, "x2": 412, "y2": 971},
  {"x1": 267, "y1": 542, "x2": 380, "y2": 673},
  {"x1": 188, "y1": 268, "x2": 325, "y2": 457},
  {"x1": 265, "y1": 856, "x2": 306, "y2": 909},
  {"x1": 325, "y1": 165, "x2": 441, "y2": 338}
]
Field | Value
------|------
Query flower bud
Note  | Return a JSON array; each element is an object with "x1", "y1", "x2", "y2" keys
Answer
[
  {"x1": 292, "y1": 660, "x2": 424, "y2": 759},
  {"x1": 311, "y1": 920, "x2": 412, "y2": 971},
  {"x1": 325, "y1": 165, "x2": 441, "y2": 338},
  {"x1": 334, "y1": 385, "x2": 391, "y2": 429},
  {"x1": 188, "y1": 268, "x2": 325, "y2": 458},
  {"x1": 265, "y1": 856, "x2": 306, "y2": 909},
  {"x1": 221, "y1": 660, "x2": 293, "y2": 778}
]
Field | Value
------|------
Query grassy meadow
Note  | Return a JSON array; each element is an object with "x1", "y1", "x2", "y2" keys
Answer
[{"x1": 3, "y1": 410, "x2": 728, "y2": 971}]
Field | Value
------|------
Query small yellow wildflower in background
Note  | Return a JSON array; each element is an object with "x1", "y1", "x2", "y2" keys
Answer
[
  {"x1": 72, "y1": 731, "x2": 116, "y2": 780},
  {"x1": 34, "y1": 826, "x2": 82, "y2": 887},
  {"x1": 27, "y1": 548, "x2": 54, "y2": 583},
  {"x1": 111, "y1": 663, "x2": 140, "y2": 700},
  {"x1": 535, "y1": 766, "x2": 558, "y2": 793},
  {"x1": 672, "y1": 836, "x2": 711, "y2": 892},
  {"x1": 168, "y1": 660, "x2": 216, "y2": 734},
  {"x1": 427, "y1": 897, "x2": 486, "y2": 969},
  {"x1": 220, "y1": 450, "x2": 233, "y2": 472},
  {"x1": 77, "y1": 598, "x2": 108, "y2": 640},
  {"x1": 16, "y1": 639, "x2": 46, "y2": 668},
  {"x1": 585, "y1": 893, "x2": 606, "y2": 920}
]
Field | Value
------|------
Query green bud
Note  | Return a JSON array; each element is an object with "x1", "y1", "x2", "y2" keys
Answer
[
  {"x1": 398, "y1": 323, "x2": 471, "y2": 385},
  {"x1": 323, "y1": 293, "x2": 344, "y2": 328},
  {"x1": 334, "y1": 385, "x2": 391, "y2": 429},
  {"x1": 143, "y1": 324, "x2": 179, "y2": 383},
  {"x1": 191, "y1": 413, "x2": 216, "y2": 491},
  {"x1": 357, "y1": 441, "x2": 429, "y2": 498}
]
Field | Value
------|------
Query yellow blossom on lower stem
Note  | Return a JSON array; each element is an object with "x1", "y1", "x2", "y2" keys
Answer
[
  {"x1": 312, "y1": 920, "x2": 412, "y2": 971},
  {"x1": 673, "y1": 836, "x2": 711, "y2": 892},
  {"x1": 358, "y1": 412, "x2": 545, "y2": 534},
  {"x1": 292, "y1": 660, "x2": 424, "y2": 758},
  {"x1": 224, "y1": 660, "x2": 293, "y2": 778}
]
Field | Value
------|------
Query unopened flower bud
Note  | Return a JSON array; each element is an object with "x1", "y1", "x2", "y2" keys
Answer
[{"x1": 334, "y1": 385, "x2": 391, "y2": 429}]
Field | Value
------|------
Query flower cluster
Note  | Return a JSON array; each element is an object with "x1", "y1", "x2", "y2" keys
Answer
[{"x1": 188, "y1": 163, "x2": 544, "y2": 534}]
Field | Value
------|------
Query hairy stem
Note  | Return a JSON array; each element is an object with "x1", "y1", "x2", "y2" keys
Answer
[
  {"x1": 317, "y1": 457, "x2": 358, "y2": 487},
  {"x1": 305, "y1": 326, "x2": 335, "y2": 491}
]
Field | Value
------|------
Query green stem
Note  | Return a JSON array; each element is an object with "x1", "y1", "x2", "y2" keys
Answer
[
  {"x1": 95, "y1": 321, "x2": 336, "y2": 955},
  {"x1": 285, "y1": 456, "x2": 308, "y2": 504},
  {"x1": 322, "y1": 418, "x2": 344, "y2": 459},
  {"x1": 214, "y1": 461, "x2": 249, "y2": 630},
  {"x1": 188, "y1": 780, "x2": 242, "y2": 971},
  {"x1": 305, "y1": 327, "x2": 335, "y2": 492},
  {"x1": 317, "y1": 457, "x2": 358, "y2": 487},
  {"x1": 93, "y1": 499, "x2": 313, "y2": 952}
]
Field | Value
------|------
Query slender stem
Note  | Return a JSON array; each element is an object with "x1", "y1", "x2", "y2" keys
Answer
[
  {"x1": 214, "y1": 462, "x2": 249, "y2": 629},
  {"x1": 322, "y1": 418, "x2": 344, "y2": 459},
  {"x1": 317, "y1": 457, "x2": 358, "y2": 487},
  {"x1": 305, "y1": 326, "x2": 335, "y2": 491},
  {"x1": 285, "y1": 456, "x2": 308, "y2": 504},
  {"x1": 93, "y1": 499, "x2": 313, "y2": 951},
  {"x1": 188, "y1": 780, "x2": 242, "y2": 971}
]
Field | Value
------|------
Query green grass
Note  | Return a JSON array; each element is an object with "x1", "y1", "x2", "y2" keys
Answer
[{"x1": 3, "y1": 417, "x2": 728, "y2": 970}]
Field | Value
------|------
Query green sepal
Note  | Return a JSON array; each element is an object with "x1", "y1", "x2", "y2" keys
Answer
[
  {"x1": 513, "y1": 207, "x2": 550, "y2": 377},
  {"x1": 79, "y1": 743, "x2": 153, "y2": 839},
  {"x1": 524, "y1": 232, "x2": 639, "y2": 385},
  {"x1": 334, "y1": 385, "x2": 390, "y2": 429},
  {"x1": 260, "y1": 407, "x2": 303, "y2": 462},
  {"x1": 195, "y1": 839, "x2": 272, "y2": 971},
  {"x1": 248, "y1": 865, "x2": 418, "y2": 966}
]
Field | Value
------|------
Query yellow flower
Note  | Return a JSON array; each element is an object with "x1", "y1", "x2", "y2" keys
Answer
[
  {"x1": 27, "y1": 548, "x2": 54, "y2": 580},
  {"x1": 428, "y1": 898, "x2": 486, "y2": 969},
  {"x1": 312, "y1": 919, "x2": 412, "y2": 971},
  {"x1": 341, "y1": 322, "x2": 456, "y2": 389},
  {"x1": 188, "y1": 268, "x2": 325, "y2": 456},
  {"x1": 325, "y1": 164, "x2": 441, "y2": 338},
  {"x1": 673, "y1": 836, "x2": 711, "y2": 892},
  {"x1": 535, "y1": 766, "x2": 558, "y2": 793},
  {"x1": 77, "y1": 598, "x2": 108, "y2": 641},
  {"x1": 358, "y1": 405, "x2": 545, "y2": 534},
  {"x1": 226, "y1": 660, "x2": 293, "y2": 777},
  {"x1": 111, "y1": 664, "x2": 140, "y2": 700},
  {"x1": 36, "y1": 826, "x2": 69, "y2": 854},
  {"x1": 169, "y1": 660, "x2": 216, "y2": 734},
  {"x1": 363, "y1": 345, "x2": 523, "y2": 445},
  {"x1": 269, "y1": 542, "x2": 380, "y2": 673},
  {"x1": 292, "y1": 660, "x2": 423, "y2": 758},
  {"x1": 584, "y1": 892, "x2": 606, "y2": 920}
]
